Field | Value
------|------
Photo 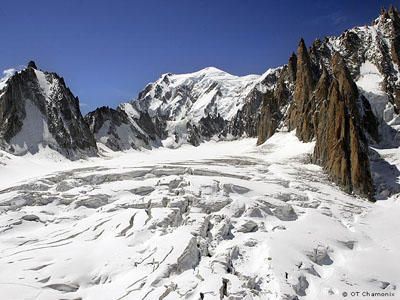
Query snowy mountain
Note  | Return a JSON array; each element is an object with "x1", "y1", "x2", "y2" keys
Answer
[
  {"x1": 0, "y1": 61, "x2": 97, "y2": 159},
  {"x1": 1, "y1": 6, "x2": 400, "y2": 300},
  {"x1": 89, "y1": 66, "x2": 281, "y2": 150},
  {"x1": 84, "y1": 7, "x2": 400, "y2": 199},
  {"x1": 89, "y1": 8, "x2": 400, "y2": 153}
]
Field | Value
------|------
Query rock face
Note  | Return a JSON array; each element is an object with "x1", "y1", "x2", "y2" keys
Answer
[
  {"x1": 288, "y1": 39, "x2": 317, "y2": 142},
  {"x1": 228, "y1": 68, "x2": 282, "y2": 139},
  {"x1": 285, "y1": 44, "x2": 377, "y2": 198},
  {"x1": 85, "y1": 106, "x2": 161, "y2": 151},
  {"x1": 257, "y1": 90, "x2": 282, "y2": 145},
  {"x1": 309, "y1": 7, "x2": 400, "y2": 125},
  {"x1": 256, "y1": 8, "x2": 400, "y2": 199},
  {"x1": 313, "y1": 54, "x2": 375, "y2": 199},
  {"x1": 0, "y1": 62, "x2": 97, "y2": 158},
  {"x1": 257, "y1": 54, "x2": 296, "y2": 145}
]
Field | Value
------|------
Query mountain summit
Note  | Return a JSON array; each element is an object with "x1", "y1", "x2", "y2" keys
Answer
[{"x1": 0, "y1": 62, "x2": 97, "y2": 158}]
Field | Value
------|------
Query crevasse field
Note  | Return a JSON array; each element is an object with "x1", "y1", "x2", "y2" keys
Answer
[{"x1": 0, "y1": 132, "x2": 399, "y2": 300}]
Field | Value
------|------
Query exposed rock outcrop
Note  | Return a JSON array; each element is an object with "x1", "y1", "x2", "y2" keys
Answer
[
  {"x1": 27, "y1": 60, "x2": 37, "y2": 69},
  {"x1": 288, "y1": 39, "x2": 317, "y2": 142},
  {"x1": 257, "y1": 54, "x2": 296, "y2": 145},
  {"x1": 256, "y1": 8, "x2": 400, "y2": 200},
  {"x1": 258, "y1": 40, "x2": 379, "y2": 200},
  {"x1": 85, "y1": 106, "x2": 160, "y2": 151},
  {"x1": 257, "y1": 90, "x2": 282, "y2": 145},
  {"x1": 313, "y1": 53, "x2": 375, "y2": 199}
]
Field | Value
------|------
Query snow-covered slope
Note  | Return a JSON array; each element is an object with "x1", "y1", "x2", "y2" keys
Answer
[{"x1": 0, "y1": 132, "x2": 399, "y2": 300}]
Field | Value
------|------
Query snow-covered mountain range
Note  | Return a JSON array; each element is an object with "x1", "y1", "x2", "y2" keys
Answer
[
  {"x1": 1, "y1": 8, "x2": 400, "y2": 197},
  {"x1": 1, "y1": 7, "x2": 400, "y2": 300},
  {"x1": 86, "y1": 66, "x2": 280, "y2": 151},
  {"x1": 0, "y1": 9, "x2": 396, "y2": 153}
]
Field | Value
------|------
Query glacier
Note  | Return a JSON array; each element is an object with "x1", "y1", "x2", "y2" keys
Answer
[{"x1": 0, "y1": 132, "x2": 399, "y2": 300}]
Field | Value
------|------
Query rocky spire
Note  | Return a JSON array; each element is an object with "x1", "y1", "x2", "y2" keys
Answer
[
  {"x1": 388, "y1": 5, "x2": 398, "y2": 16},
  {"x1": 257, "y1": 54, "x2": 296, "y2": 146},
  {"x1": 312, "y1": 66, "x2": 330, "y2": 135},
  {"x1": 313, "y1": 53, "x2": 374, "y2": 200},
  {"x1": 27, "y1": 60, "x2": 37, "y2": 69},
  {"x1": 263, "y1": 44, "x2": 377, "y2": 200},
  {"x1": 257, "y1": 90, "x2": 280, "y2": 145},
  {"x1": 287, "y1": 52, "x2": 297, "y2": 82},
  {"x1": 288, "y1": 39, "x2": 316, "y2": 141}
]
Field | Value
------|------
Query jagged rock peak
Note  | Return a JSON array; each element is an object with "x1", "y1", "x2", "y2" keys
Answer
[
  {"x1": 288, "y1": 39, "x2": 316, "y2": 141},
  {"x1": 313, "y1": 52, "x2": 375, "y2": 200},
  {"x1": 287, "y1": 52, "x2": 297, "y2": 82},
  {"x1": 375, "y1": 5, "x2": 400, "y2": 24},
  {"x1": 387, "y1": 5, "x2": 399, "y2": 16},
  {"x1": 298, "y1": 38, "x2": 307, "y2": 53},
  {"x1": 0, "y1": 64, "x2": 97, "y2": 158},
  {"x1": 27, "y1": 60, "x2": 37, "y2": 69},
  {"x1": 331, "y1": 52, "x2": 358, "y2": 101}
]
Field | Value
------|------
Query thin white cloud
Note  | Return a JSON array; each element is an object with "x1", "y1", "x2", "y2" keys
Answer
[{"x1": 312, "y1": 12, "x2": 348, "y2": 26}]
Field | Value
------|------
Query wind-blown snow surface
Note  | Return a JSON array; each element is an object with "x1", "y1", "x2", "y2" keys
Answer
[{"x1": 0, "y1": 133, "x2": 399, "y2": 300}]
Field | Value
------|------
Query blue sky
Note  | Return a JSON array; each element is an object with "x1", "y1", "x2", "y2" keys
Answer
[{"x1": 0, "y1": 0, "x2": 398, "y2": 112}]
